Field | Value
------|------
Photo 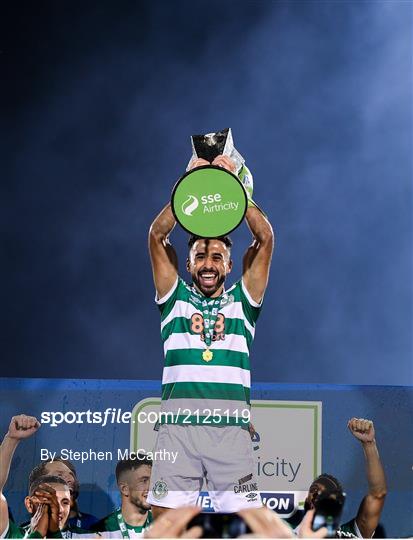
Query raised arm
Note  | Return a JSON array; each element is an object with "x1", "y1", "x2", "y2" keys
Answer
[
  {"x1": 348, "y1": 418, "x2": 387, "y2": 538},
  {"x1": 211, "y1": 154, "x2": 274, "y2": 304},
  {"x1": 148, "y1": 159, "x2": 211, "y2": 299},
  {"x1": 0, "y1": 415, "x2": 40, "y2": 535},
  {"x1": 242, "y1": 206, "x2": 274, "y2": 304},
  {"x1": 148, "y1": 203, "x2": 179, "y2": 299}
]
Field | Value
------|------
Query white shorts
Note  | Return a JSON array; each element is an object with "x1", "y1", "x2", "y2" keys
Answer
[{"x1": 147, "y1": 424, "x2": 262, "y2": 512}]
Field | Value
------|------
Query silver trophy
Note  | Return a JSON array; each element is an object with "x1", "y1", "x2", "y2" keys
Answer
[{"x1": 186, "y1": 127, "x2": 245, "y2": 174}]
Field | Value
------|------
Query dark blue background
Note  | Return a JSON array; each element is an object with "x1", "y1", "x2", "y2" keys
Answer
[{"x1": 1, "y1": 1, "x2": 412, "y2": 384}]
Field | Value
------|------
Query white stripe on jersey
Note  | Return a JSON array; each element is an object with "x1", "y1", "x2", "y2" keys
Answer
[
  {"x1": 160, "y1": 300, "x2": 198, "y2": 331},
  {"x1": 162, "y1": 364, "x2": 251, "y2": 388},
  {"x1": 161, "y1": 300, "x2": 255, "y2": 338},
  {"x1": 163, "y1": 332, "x2": 249, "y2": 356}
]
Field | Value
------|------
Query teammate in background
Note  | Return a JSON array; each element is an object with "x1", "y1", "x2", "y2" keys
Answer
[
  {"x1": 0, "y1": 415, "x2": 71, "y2": 538},
  {"x1": 295, "y1": 418, "x2": 387, "y2": 538},
  {"x1": 92, "y1": 457, "x2": 153, "y2": 538},
  {"x1": 147, "y1": 154, "x2": 274, "y2": 516},
  {"x1": 28, "y1": 458, "x2": 98, "y2": 529}
]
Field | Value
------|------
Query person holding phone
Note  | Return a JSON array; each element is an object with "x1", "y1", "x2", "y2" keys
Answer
[{"x1": 294, "y1": 418, "x2": 387, "y2": 538}]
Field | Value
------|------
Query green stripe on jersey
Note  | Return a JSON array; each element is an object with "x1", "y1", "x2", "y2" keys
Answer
[
  {"x1": 159, "y1": 278, "x2": 260, "y2": 328},
  {"x1": 161, "y1": 317, "x2": 254, "y2": 346},
  {"x1": 158, "y1": 279, "x2": 187, "y2": 319},
  {"x1": 165, "y1": 349, "x2": 250, "y2": 370},
  {"x1": 162, "y1": 381, "x2": 250, "y2": 403},
  {"x1": 227, "y1": 281, "x2": 261, "y2": 325},
  {"x1": 94, "y1": 510, "x2": 153, "y2": 536},
  {"x1": 4, "y1": 521, "x2": 24, "y2": 539}
]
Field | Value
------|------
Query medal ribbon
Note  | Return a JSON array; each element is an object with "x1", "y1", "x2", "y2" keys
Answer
[
  {"x1": 191, "y1": 285, "x2": 225, "y2": 348},
  {"x1": 202, "y1": 298, "x2": 221, "y2": 347},
  {"x1": 116, "y1": 508, "x2": 131, "y2": 539}
]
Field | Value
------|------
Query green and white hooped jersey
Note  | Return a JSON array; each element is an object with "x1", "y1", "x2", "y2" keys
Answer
[
  {"x1": 93, "y1": 510, "x2": 153, "y2": 538},
  {"x1": 156, "y1": 277, "x2": 262, "y2": 427}
]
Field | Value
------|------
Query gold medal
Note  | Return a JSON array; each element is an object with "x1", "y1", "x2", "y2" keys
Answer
[{"x1": 202, "y1": 349, "x2": 213, "y2": 362}]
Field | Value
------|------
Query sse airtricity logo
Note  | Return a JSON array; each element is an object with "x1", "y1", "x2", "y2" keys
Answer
[
  {"x1": 182, "y1": 195, "x2": 199, "y2": 216},
  {"x1": 172, "y1": 167, "x2": 247, "y2": 237}
]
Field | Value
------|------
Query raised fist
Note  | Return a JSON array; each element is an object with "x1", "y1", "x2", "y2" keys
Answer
[
  {"x1": 7, "y1": 415, "x2": 40, "y2": 440},
  {"x1": 347, "y1": 417, "x2": 375, "y2": 443}
]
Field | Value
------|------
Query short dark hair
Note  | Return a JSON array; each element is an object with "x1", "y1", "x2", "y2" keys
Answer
[
  {"x1": 188, "y1": 235, "x2": 233, "y2": 250},
  {"x1": 115, "y1": 454, "x2": 153, "y2": 483},
  {"x1": 29, "y1": 458, "x2": 79, "y2": 499},
  {"x1": 29, "y1": 474, "x2": 69, "y2": 496},
  {"x1": 310, "y1": 473, "x2": 343, "y2": 493}
]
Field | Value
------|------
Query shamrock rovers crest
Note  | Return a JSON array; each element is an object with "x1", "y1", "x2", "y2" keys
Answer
[{"x1": 152, "y1": 479, "x2": 168, "y2": 499}]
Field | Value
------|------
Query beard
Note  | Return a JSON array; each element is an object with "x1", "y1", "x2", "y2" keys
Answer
[
  {"x1": 193, "y1": 273, "x2": 226, "y2": 297},
  {"x1": 131, "y1": 494, "x2": 151, "y2": 513}
]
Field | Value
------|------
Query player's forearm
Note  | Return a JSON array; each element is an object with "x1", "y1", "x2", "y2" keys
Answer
[
  {"x1": 0, "y1": 434, "x2": 19, "y2": 492},
  {"x1": 245, "y1": 206, "x2": 274, "y2": 247},
  {"x1": 362, "y1": 440, "x2": 387, "y2": 498},
  {"x1": 149, "y1": 203, "x2": 176, "y2": 242}
]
